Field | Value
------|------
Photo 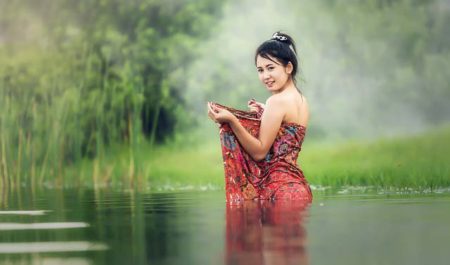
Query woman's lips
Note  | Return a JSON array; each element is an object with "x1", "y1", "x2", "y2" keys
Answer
[{"x1": 266, "y1": 81, "x2": 274, "y2": 86}]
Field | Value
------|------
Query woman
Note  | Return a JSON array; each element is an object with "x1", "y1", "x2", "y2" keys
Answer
[{"x1": 207, "y1": 31, "x2": 312, "y2": 203}]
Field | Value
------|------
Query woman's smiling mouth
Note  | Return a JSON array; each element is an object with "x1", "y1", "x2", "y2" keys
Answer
[{"x1": 266, "y1": 81, "x2": 275, "y2": 86}]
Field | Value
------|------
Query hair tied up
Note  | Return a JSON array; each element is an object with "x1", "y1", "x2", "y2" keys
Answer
[
  {"x1": 271, "y1": 32, "x2": 288, "y2": 42},
  {"x1": 271, "y1": 32, "x2": 296, "y2": 54}
]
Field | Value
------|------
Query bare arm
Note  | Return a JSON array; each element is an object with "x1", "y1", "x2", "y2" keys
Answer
[{"x1": 208, "y1": 97, "x2": 285, "y2": 161}]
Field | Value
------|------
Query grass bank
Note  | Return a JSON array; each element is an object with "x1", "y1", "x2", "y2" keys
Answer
[
  {"x1": 60, "y1": 125, "x2": 450, "y2": 191},
  {"x1": 301, "y1": 126, "x2": 450, "y2": 190}
]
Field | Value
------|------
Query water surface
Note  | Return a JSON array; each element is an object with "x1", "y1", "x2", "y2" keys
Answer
[{"x1": 1, "y1": 188, "x2": 449, "y2": 265}]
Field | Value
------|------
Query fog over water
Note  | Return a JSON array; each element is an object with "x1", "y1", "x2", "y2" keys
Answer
[{"x1": 180, "y1": 0, "x2": 450, "y2": 140}]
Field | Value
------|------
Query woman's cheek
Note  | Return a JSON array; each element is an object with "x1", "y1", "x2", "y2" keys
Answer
[{"x1": 258, "y1": 74, "x2": 264, "y2": 83}]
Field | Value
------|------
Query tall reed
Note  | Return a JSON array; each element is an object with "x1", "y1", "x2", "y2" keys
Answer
[{"x1": 0, "y1": 43, "x2": 146, "y2": 189}]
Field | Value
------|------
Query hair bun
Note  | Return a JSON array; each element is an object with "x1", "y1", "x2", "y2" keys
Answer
[
  {"x1": 271, "y1": 32, "x2": 289, "y2": 42},
  {"x1": 270, "y1": 31, "x2": 297, "y2": 54}
]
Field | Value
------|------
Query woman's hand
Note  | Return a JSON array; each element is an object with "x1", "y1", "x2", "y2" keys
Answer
[
  {"x1": 207, "y1": 102, "x2": 236, "y2": 124},
  {"x1": 247, "y1": 98, "x2": 265, "y2": 113}
]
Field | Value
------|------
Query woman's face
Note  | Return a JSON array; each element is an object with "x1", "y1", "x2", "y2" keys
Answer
[{"x1": 256, "y1": 54, "x2": 292, "y2": 93}]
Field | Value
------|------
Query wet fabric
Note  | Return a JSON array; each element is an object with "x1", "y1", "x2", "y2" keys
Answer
[{"x1": 212, "y1": 102, "x2": 313, "y2": 203}]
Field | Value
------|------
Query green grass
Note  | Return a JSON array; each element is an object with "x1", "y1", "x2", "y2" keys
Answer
[
  {"x1": 63, "y1": 136, "x2": 225, "y2": 190},
  {"x1": 301, "y1": 126, "x2": 450, "y2": 190},
  {"x1": 61, "y1": 125, "x2": 450, "y2": 191}
]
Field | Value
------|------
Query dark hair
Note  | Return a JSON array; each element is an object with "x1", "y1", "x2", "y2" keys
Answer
[{"x1": 254, "y1": 31, "x2": 300, "y2": 85}]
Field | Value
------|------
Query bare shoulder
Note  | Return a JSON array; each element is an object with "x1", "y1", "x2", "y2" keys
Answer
[
  {"x1": 265, "y1": 93, "x2": 288, "y2": 107},
  {"x1": 262, "y1": 94, "x2": 286, "y2": 122}
]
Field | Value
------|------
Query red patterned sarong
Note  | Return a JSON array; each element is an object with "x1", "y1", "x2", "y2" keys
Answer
[{"x1": 212, "y1": 102, "x2": 313, "y2": 203}]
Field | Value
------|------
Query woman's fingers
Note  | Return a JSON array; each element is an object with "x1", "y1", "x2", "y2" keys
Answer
[
  {"x1": 248, "y1": 100, "x2": 259, "y2": 112},
  {"x1": 211, "y1": 103, "x2": 221, "y2": 113},
  {"x1": 207, "y1": 102, "x2": 220, "y2": 123},
  {"x1": 207, "y1": 110, "x2": 215, "y2": 120},
  {"x1": 208, "y1": 102, "x2": 217, "y2": 113},
  {"x1": 207, "y1": 103, "x2": 215, "y2": 120},
  {"x1": 248, "y1": 99, "x2": 265, "y2": 113},
  {"x1": 207, "y1": 102, "x2": 236, "y2": 125},
  {"x1": 208, "y1": 111, "x2": 216, "y2": 121},
  {"x1": 248, "y1": 100, "x2": 263, "y2": 108},
  {"x1": 207, "y1": 102, "x2": 214, "y2": 113}
]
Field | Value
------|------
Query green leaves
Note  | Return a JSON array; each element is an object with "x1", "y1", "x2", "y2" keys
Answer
[{"x1": 0, "y1": 0, "x2": 225, "y2": 186}]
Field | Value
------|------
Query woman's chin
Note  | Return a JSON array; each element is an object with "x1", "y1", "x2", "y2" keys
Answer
[{"x1": 266, "y1": 86, "x2": 280, "y2": 93}]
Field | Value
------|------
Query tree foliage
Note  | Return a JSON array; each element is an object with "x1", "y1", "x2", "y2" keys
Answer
[{"x1": 0, "y1": 0, "x2": 224, "y2": 185}]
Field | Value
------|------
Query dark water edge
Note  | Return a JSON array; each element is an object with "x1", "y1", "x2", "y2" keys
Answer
[{"x1": 1, "y1": 188, "x2": 450, "y2": 265}]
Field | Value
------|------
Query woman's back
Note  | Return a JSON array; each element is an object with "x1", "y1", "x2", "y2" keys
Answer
[{"x1": 269, "y1": 90, "x2": 309, "y2": 128}]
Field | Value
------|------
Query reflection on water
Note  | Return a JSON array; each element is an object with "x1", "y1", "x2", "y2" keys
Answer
[
  {"x1": 0, "y1": 222, "x2": 89, "y2": 231},
  {"x1": 0, "y1": 211, "x2": 49, "y2": 216},
  {"x1": 5, "y1": 257, "x2": 93, "y2": 265},
  {"x1": 0, "y1": 241, "x2": 108, "y2": 253},
  {"x1": 1, "y1": 188, "x2": 450, "y2": 265},
  {"x1": 226, "y1": 200, "x2": 309, "y2": 265}
]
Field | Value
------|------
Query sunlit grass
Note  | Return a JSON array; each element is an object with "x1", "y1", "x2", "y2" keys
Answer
[
  {"x1": 63, "y1": 124, "x2": 450, "y2": 191},
  {"x1": 64, "y1": 136, "x2": 225, "y2": 190},
  {"x1": 301, "y1": 125, "x2": 450, "y2": 190}
]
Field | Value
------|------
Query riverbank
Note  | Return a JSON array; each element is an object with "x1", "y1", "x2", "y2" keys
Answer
[{"x1": 60, "y1": 125, "x2": 450, "y2": 191}]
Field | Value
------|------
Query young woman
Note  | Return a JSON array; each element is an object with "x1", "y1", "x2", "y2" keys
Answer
[{"x1": 207, "y1": 32, "x2": 312, "y2": 203}]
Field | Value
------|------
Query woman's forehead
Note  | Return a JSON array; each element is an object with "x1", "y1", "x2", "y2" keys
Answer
[{"x1": 256, "y1": 54, "x2": 281, "y2": 67}]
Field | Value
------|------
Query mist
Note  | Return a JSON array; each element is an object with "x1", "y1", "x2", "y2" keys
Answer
[{"x1": 179, "y1": 0, "x2": 450, "y2": 140}]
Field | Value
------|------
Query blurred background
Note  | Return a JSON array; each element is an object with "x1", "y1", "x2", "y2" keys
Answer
[{"x1": 1, "y1": 0, "x2": 449, "y2": 191}]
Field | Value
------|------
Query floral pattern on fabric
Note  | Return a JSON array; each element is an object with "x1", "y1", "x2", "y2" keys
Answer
[{"x1": 212, "y1": 102, "x2": 313, "y2": 203}]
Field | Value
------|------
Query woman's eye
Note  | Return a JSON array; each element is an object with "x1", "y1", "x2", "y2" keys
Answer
[
  {"x1": 257, "y1": 69, "x2": 263, "y2": 73},
  {"x1": 268, "y1": 67, "x2": 274, "y2": 71}
]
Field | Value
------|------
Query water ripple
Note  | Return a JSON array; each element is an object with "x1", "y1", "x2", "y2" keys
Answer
[
  {"x1": 0, "y1": 210, "x2": 50, "y2": 216},
  {"x1": 0, "y1": 222, "x2": 89, "y2": 231},
  {"x1": 0, "y1": 241, "x2": 108, "y2": 253}
]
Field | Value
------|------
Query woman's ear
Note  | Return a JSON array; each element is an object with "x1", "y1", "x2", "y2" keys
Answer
[{"x1": 286, "y1": 62, "x2": 293, "y2": 74}]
